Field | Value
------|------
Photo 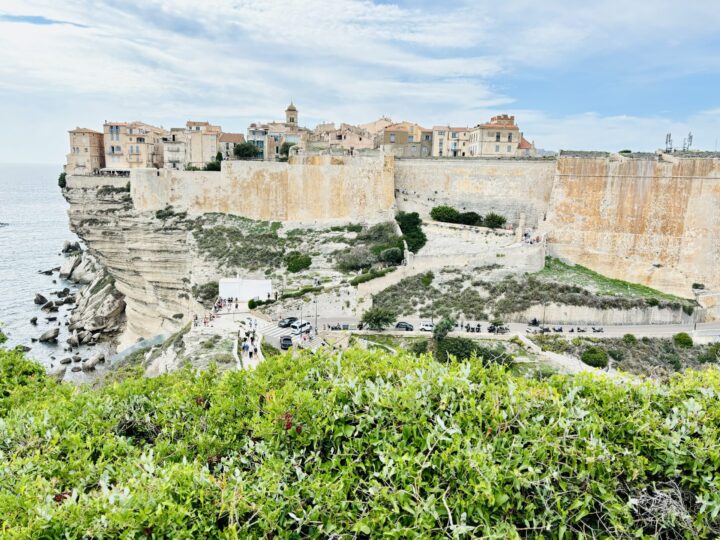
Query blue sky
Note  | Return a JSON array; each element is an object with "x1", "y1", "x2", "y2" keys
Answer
[{"x1": 1, "y1": 0, "x2": 719, "y2": 163}]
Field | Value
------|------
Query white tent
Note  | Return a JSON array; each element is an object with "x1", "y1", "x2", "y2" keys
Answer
[{"x1": 218, "y1": 278, "x2": 272, "y2": 301}]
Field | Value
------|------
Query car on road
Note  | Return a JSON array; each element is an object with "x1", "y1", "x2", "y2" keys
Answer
[
  {"x1": 290, "y1": 320, "x2": 312, "y2": 335},
  {"x1": 279, "y1": 336, "x2": 294, "y2": 350},
  {"x1": 488, "y1": 324, "x2": 510, "y2": 334},
  {"x1": 395, "y1": 321, "x2": 414, "y2": 331},
  {"x1": 419, "y1": 322, "x2": 434, "y2": 332},
  {"x1": 278, "y1": 317, "x2": 298, "y2": 328}
]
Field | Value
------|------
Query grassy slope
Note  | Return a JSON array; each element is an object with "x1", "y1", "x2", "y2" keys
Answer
[
  {"x1": 2, "y1": 346, "x2": 720, "y2": 537},
  {"x1": 538, "y1": 257, "x2": 692, "y2": 303}
]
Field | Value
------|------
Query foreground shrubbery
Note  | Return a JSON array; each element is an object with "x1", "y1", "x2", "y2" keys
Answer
[{"x1": 2, "y1": 347, "x2": 720, "y2": 537}]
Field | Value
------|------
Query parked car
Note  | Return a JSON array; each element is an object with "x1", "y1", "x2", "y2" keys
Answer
[
  {"x1": 290, "y1": 320, "x2": 312, "y2": 335},
  {"x1": 395, "y1": 321, "x2": 414, "y2": 331},
  {"x1": 419, "y1": 322, "x2": 434, "y2": 332},
  {"x1": 279, "y1": 336, "x2": 294, "y2": 350},
  {"x1": 488, "y1": 324, "x2": 510, "y2": 334},
  {"x1": 278, "y1": 317, "x2": 298, "y2": 328}
]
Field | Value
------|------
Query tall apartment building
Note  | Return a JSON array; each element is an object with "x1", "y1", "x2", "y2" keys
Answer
[
  {"x1": 104, "y1": 121, "x2": 167, "y2": 170},
  {"x1": 467, "y1": 115, "x2": 536, "y2": 157},
  {"x1": 380, "y1": 122, "x2": 432, "y2": 157},
  {"x1": 65, "y1": 128, "x2": 105, "y2": 174},
  {"x1": 431, "y1": 126, "x2": 470, "y2": 157}
]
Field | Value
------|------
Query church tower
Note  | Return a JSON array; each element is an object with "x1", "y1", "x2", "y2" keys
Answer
[{"x1": 285, "y1": 101, "x2": 297, "y2": 126}]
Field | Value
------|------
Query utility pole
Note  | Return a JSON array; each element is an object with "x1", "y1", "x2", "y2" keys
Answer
[{"x1": 314, "y1": 298, "x2": 318, "y2": 336}]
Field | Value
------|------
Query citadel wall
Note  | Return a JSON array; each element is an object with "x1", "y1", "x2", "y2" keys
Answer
[
  {"x1": 130, "y1": 155, "x2": 396, "y2": 223},
  {"x1": 394, "y1": 159, "x2": 556, "y2": 226},
  {"x1": 543, "y1": 155, "x2": 720, "y2": 296}
]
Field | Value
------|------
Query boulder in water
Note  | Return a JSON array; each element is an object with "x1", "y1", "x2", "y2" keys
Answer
[
  {"x1": 59, "y1": 357, "x2": 72, "y2": 365},
  {"x1": 30, "y1": 317, "x2": 37, "y2": 325},
  {"x1": 34, "y1": 293, "x2": 48, "y2": 305},
  {"x1": 71, "y1": 365, "x2": 82, "y2": 373},
  {"x1": 38, "y1": 328, "x2": 59, "y2": 342}
]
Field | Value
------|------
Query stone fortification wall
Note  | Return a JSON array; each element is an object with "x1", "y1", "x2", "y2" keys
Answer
[
  {"x1": 130, "y1": 155, "x2": 396, "y2": 223},
  {"x1": 543, "y1": 155, "x2": 720, "y2": 297},
  {"x1": 394, "y1": 159, "x2": 556, "y2": 226}
]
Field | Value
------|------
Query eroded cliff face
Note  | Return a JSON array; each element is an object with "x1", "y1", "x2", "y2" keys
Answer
[
  {"x1": 63, "y1": 177, "x2": 196, "y2": 348},
  {"x1": 543, "y1": 155, "x2": 720, "y2": 296}
]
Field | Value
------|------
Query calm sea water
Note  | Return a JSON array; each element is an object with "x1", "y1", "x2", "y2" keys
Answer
[{"x1": 0, "y1": 164, "x2": 93, "y2": 370}]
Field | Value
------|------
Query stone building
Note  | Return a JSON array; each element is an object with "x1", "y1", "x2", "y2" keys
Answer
[
  {"x1": 65, "y1": 128, "x2": 105, "y2": 174},
  {"x1": 307, "y1": 122, "x2": 375, "y2": 153},
  {"x1": 431, "y1": 126, "x2": 470, "y2": 157},
  {"x1": 161, "y1": 121, "x2": 224, "y2": 170},
  {"x1": 467, "y1": 115, "x2": 536, "y2": 157},
  {"x1": 218, "y1": 132, "x2": 245, "y2": 160},
  {"x1": 380, "y1": 122, "x2": 432, "y2": 157},
  {"x1": 104, "y1": 121, "x2": 167, "y2": 170}
]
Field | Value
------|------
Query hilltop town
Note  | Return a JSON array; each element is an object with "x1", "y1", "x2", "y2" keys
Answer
[{"x1": 64, "y1": 102, "x2": 539, "y2": 175}]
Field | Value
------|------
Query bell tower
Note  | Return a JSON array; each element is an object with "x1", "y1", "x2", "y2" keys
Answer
[{"x1": 285, "y1": 101, "x2": 297, "y2": 126}]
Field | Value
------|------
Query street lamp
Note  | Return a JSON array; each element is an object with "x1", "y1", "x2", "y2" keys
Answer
[{"x1": 313, "y1": 298, "x2": 318, "y2": 335}]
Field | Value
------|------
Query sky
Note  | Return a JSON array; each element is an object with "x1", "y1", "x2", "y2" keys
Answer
[{"x1": 1, "y1": 0, "x2": 719, "y2": 163}]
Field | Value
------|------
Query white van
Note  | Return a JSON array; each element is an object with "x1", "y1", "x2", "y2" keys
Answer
[{"x1": 290, "y1": 320, "x2": 312, "y2": 335}]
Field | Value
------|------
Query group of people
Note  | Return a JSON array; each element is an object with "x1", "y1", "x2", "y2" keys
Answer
[
  {"x1": 239, "y1": 319, "x2": 260, "y2": 362},
  {"x1": 214, "y1": 297, "x2": 240, "y2": 313},
  {"x1": 193, "y1": 312, "x2": 217, "y2": 327}
]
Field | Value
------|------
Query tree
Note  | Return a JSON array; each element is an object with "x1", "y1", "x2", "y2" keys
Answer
[
  {"x1": 433, "y1": 317, "x2": 456, "y2": 342},
  {"x1": 379, "y1": 247, "x2": 403, "y2": 265},
  {"x1": 483, "y1": 212, "x2": 507, "y2": 229},
  {"x1": 280, "y1": 142, "x2": 296, "y2": 157},
  {"x1": 457, "y1": 211, "x2": 483, "y2": 226},
  {"x1": 361, "y1": 307, "x2": 396, "y2": 331},
  {"x1": 58, "y1": 172, "x2": 66, "y2": 189},
  {"x1": 203, "y1": 160, "x2": 221, "y2": 171},
  {"x1": 430, "y1": 205, "x2": 460, "y2": 223},
  {"x1": 395, "y1": 211, "x2": 427, "y2": 253},
  {"x1": 216, "y1": 151, "x2": 223, "y2": 162},
  {"x1": 234, "y1": 142, "x2": 260, "y2": 160}
]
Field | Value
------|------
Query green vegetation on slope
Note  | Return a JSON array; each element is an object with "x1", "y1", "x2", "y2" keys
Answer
[
  {"x1": 538, "y1": 257, "x2": 693, "y2": 304},
  {"x1": 2, "y1": 346, "x2": 720, "y2": 537}
]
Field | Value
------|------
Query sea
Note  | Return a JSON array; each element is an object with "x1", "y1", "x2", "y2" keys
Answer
[{"x1": 0, "y1": 164, "x2": 109, "y2": 378}]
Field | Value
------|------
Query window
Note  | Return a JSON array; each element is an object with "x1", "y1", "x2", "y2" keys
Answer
[
  {"x1": 507, "y1": 145, "x2": 512, "y2": 152},
  {"x1": 508, "y1": 133, "x2": 513, "y2": 142},
  {"x1": 408, "y1": 135, "x2": 414, "y2": 143},
  {"x1": 495, "y1": 144, "x2": 500, "y2": 152},
  {"x1": 495, "y1": 132, "x2": 501, "y2": 142},
  {"x1": 438, "y1": 130, "x2": 445, "y2": 136},
  {"x1": 451, "y1": 132, "x2": 458, "y2": 138},
  {"x1": 424, "y1": 134, "x2": 431, "y2": 141},
  {"x1": 390, "y1": 134, "x2": 396, "y2": 143}
]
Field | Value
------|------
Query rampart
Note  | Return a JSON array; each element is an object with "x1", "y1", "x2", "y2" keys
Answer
[{"x1": 130, "y1": 155, "x2": 396, "y2": 223}]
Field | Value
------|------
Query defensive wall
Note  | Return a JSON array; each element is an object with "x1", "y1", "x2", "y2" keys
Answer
[
  {"x1": 130, "y1": 155, "x2": 396, "y2": 223},
  {"x1": 70, "y1": 152, "x2": 720, "y2": 298}
]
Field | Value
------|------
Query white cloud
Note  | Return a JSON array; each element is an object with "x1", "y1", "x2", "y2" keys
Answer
[{"x1": 0, "y1": 0, "x2": 718, "y2": 162}]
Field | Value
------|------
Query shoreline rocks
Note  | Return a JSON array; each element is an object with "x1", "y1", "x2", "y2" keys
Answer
[{"x1": 39, "y1": 328, "x2": 59, "y2": 342}]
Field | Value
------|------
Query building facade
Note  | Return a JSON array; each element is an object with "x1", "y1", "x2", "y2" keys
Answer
[
  {"x1": 218, "y1": 132, "x2": 245, "y2": 160},
  {"x1": 380, "y1": 122, "x2": 432, "y2": 157},
  {"x1": 467, "y1": 115, "x2": 536, "y2": 157},
  {"x1": 65, "y1": 128, "x2": 105, "y2": 174},
  {"x1": 247, "y1": 102, "x2": 308, "y2": 160},
  {"x1": 104, "y1": 121, "x2": 167, "y2": 170},
  {"x1": 431, "y1": 126, "x2": 470, "y2": 157}
]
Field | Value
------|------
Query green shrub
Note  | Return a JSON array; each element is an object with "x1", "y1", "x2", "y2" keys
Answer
[
  {"x1": 420, "y1": 271, "x2": 434, "y2": 287},
  {"x1": 155, "y1": 205, "x2": 187, "y2": 220},
  {"x1": 608, "y1": 349, "x2": 625, "y2": 361},
  {"x1": 692, "y1": 283, "x2": 705, "y2": 290},
  {"x1": 456, "y1": 211, "x2": 483, "y2": 226},
  {"x1": 673, "y1": 332, "x2": 693, "y2": 348},
  {"x1": 203, "y1": 160, "x2": 221, "y2": 171},
  {"x1": 280, "y1": 286, "x2": 322, "y2": 300},
  {"x1": 379, "y1": 247, "x2": 403, "y2": 265},
  {"x1": 437, "y1": 337, "x2": 513, "y2": 365},
  {"x1": 409, "y1": 339, "x2": 429, "y2": 355},
  {"x1": 248, "y1": 299, "x2": 257, "y2": 309},
  {"x1": 191, "y1": 281, "x2": 218, "y2": 304},
  {"x1": 581, "y1": 346, "x2": 608, "y2": 368},
  {"x1": 360, "y1": 307, "x2": 396, "y2": 330},
  {"x1": 285, "y1": 251, "x2": 312, "y2": 273},
  {"x1": 623, "y1": 333, "x2": 637, "y2": 345},
  {"x1": 3, "y1": 347, "x2": 720, "y2": 536},
  {"x1": 395, "y1": 211, "x2": 426, "y2": 253},
  {"x1": 349, "y1": 267, "x2": 394, "y2": 286},
  {"x1": 698, "y1": 343, "x2": 720, "y2": 364},
  {"x1": 234, "y1": 142, "x2": 260, "y2": 159},
  {"x1": 0, "y1": 329, "x2": 6, "y2": 345},
  {"x1": 337, "y1": 246, "x2": 374, "y2": 272},
  {"x1": 432, "y1": 317, "x2": 456, "y2": 342},
  {"x1": 483, "y1": 212, "x2": 507, "y2": 229},
  {"x1": 57, "y1": 172, "x2": 66, "y2": 189},
  {"x1": 430, "y1": 205, "x2": 460, "y2": 223}
]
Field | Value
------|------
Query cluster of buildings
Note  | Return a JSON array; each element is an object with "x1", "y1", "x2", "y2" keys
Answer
[{"x1": 64, "y1": 102, "x2": 537, "y2": 175}]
